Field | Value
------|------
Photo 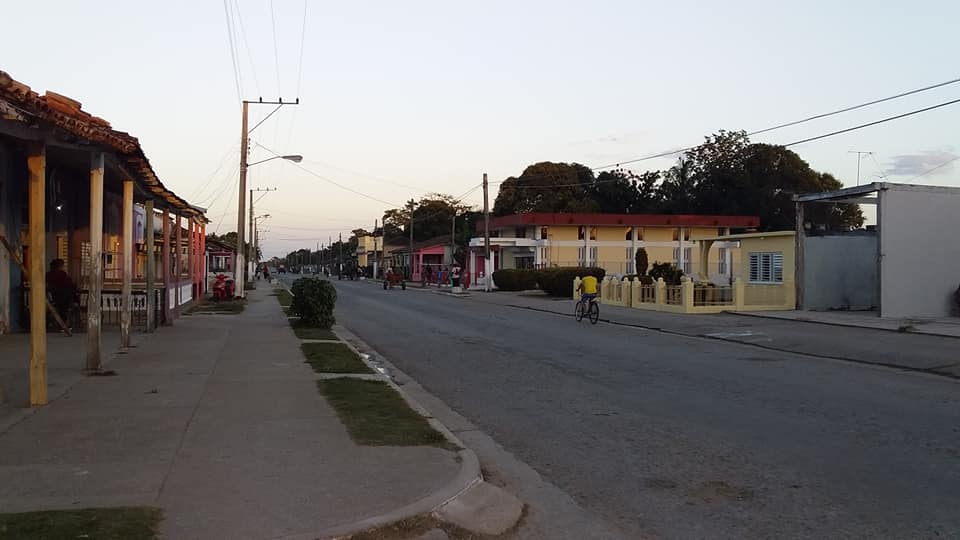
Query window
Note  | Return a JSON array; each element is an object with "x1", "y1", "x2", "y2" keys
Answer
[
  {"x1": 589, "y1": 227, "x2": 598, "y2": 241},
  {"x1": 625, "y1": 227, "x2": 633, "y2": 241},
  {"x1": 539, "y1": 247, "x2": 548, "y2": 264},
  {"x1": 577, "y1": 247, "x2": 586, "y2": 265},
  {"x1": 578, "y1": 226, "x2": 585, "y2": 240},
  {"x1": 637, "y1": 227, "x2": 644, "y2": 241},
  {"x1": 515, "y1": 227, "x2": 527, "y2": 239},
  {"x1": 672, "y1": 228, "x2": 691, "y2": 241},
  {"x1": 749, "y1": 252, "x2": 783, "y2": 283},
  {"x1": 589, "y1": 246, "x2": 598, "y2": 263},
  {"x1": 718, "y1": 247, "x2": 728, "y2": 274},
  {"x1": 540, "y1": 226, "x2": 549, "y2": 240}
]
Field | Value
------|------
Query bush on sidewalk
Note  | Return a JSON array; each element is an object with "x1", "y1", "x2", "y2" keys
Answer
[
  {"x1": 291, "y1": 278, "x2": 337, "y2": 329},
  {"x1": 536, "y1": 267, "x2": 605, "y2": 297},
  {"x1": 492, "y1": 269, "x2": 538, "y2": 291}
]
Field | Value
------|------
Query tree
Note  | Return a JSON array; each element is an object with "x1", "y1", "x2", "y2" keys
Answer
[
  {"x1": 493, "y1": 162, "x2": 598, "y2": 216},
  {"x1": 590, "y1": 170, "x2": 662, "y2": 213},
  {"x1": 207, "y1": 231, "x2": 257, "y2": 260},
  {"x1": 383, "y1": 194, "x2": 473, "y2": 244}
]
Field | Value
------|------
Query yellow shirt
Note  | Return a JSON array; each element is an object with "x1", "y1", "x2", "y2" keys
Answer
[{"x1": 581, "y1": 276, "x2": 598, "y2": 294}]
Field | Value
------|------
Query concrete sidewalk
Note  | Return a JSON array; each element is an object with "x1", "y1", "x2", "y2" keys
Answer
[
  {"x1": 0, "y1": 287, "x2": 462, "y2": 539},
  {"x1": 733, "y1": 309, "x2": 960, "y2": 339},
  {"x1": 465, "y1": 290, "x2": 960, "y2": 378}
]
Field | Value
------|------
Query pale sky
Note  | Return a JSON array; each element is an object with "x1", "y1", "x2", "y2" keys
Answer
[{"x1": 3, "y1": 1, "x2": 958, "y2": 257}]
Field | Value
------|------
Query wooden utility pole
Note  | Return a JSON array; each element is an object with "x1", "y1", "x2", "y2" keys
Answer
[
  {"x1": 482, "y1": 173, "x2": 490, "y2": 291},
  {"x1": 145, "y1": 199, "x2": 155, "y2": 332},
  {"x1": 408, "y1": 200, "x2": 415, "y2": 280},
  {"x1": 27, "y1": 143, "x2": 46, "y2": 405},
  {"x1": 187, "y1": 217, "x2": 195, "y2": 304},
  {"x1": 450, "y1": 212, "x2": 456, "y2": 271},
  {"x1": 338, "y1": 232, "x2": 343, "y2": 279},
  {"x1": 236, "y1": 101, "x2": 249, "y2": 298},
  {"x1": 87, "y1": 152, "x2": 104, "y2": 367},
  {"x1": 120, "y1": 179, "x2": 133, "y2": 348}
]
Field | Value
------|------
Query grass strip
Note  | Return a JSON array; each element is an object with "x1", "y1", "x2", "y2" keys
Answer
[
  {"x1": 291, "y1": 321, "x2": 338, "y2": 341},
  {"x1": 317, "y1": 379, "x2": 447, "y2": 446},
  {"x1": 275, "y1": 289, "x2": 293, "y2": 307},
  {"x1": 0, "y1": 507, "x2": 162, "y2": 540},
  {"x1": 301, "y1": 342, "x2": 373, "y2": 374}
]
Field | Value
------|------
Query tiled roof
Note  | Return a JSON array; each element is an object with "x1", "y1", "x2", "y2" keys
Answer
[{"x1": 0, "y1": 70, "x2": 206, "y2": 220}]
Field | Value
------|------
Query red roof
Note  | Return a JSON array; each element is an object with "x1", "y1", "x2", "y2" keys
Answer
[{"x1": 479, "y1": 213, "x2": 759, "y2": 231}]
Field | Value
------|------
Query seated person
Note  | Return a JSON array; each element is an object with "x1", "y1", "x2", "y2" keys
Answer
[{"x1": 45, "y1": 258, "x2": 77, "y2": 324}]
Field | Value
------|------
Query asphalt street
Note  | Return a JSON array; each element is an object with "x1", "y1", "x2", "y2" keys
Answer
[{"x1": 282, "y1": 276, "x2": 960, "y2": 539}]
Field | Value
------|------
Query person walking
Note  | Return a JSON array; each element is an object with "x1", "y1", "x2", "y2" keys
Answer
[{"x1": 451, "y1": 262, "x2": 462, "y2": 288}]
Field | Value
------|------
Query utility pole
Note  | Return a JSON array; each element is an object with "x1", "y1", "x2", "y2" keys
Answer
[
  {"x1": 338, "y1": 232, "x2": 343, "y2": 280},
  {"x1": 482, "y1": 173, "x2": 491, "y2": 291},
  {"x1": 450, "y1": 211, "x2": 456, "y2": 270},
  {"x1": 249, "y1": 187, "x2": 276, "y2": 278},
  {"x1": 849, "y1": 150, "x2": 871, "y2": 186},
  {"x1": 373, "y1": 219, "x2": 379, "y2": 279},
  {"x1": 407, "y1": 200, "x2": 415, "y2": 280},
  {"x1": 236, "y1": 98, "x2": 298, "y2": 298}
]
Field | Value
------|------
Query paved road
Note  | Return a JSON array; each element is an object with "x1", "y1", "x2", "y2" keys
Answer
[{"x1": 282, "y1": 276, "x2": 960, "y2": 539}]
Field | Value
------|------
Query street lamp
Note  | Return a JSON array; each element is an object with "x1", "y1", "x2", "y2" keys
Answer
[
  {"x1": 236, "y1": 152, "x2": 300, "y2": 298},
  {"x1": 248, "y1": 154, "x2": 303, "y2": 167}
]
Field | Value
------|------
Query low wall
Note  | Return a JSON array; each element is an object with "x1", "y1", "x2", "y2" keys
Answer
[{"x1": 575, "y1": 276, "x2": 795, "y2": 314}]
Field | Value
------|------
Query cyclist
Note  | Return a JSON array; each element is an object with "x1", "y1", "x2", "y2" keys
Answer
[{"x1": 577, "y1": 274, "x2": 599, "y2": 308}]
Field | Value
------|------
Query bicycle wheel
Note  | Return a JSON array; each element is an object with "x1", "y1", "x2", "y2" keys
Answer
[
  {"x1": 574, "y1": 300, "x2": 585, "y2": 322},
  {"x1": 588, "y1": 301, "x2": 600, "y2": 324}
]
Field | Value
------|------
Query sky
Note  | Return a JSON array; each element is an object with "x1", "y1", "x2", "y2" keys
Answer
[{"x1": 2, "y1": 0, "x2": 958, "y2": 257}]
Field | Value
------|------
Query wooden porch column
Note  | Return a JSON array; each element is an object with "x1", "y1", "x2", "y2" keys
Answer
[
  {"x1": 120, "y1": 179, "x2": 133, "y2": 348},
  {"x1": 161, "y1": 208, "x2": 172, "y2": 325},
  {"x1": 187, "y1": 217, "x2": 195, "y2": 304},
  {"x1": 86, "y1": 153, "x2": 104, "y2": 370},
  {"x1": 145, "y1": 199, "x2": 155, "y2": 332},
  {"x1": 27, "y1": 143, "x2": 47, "y2": 406},
  {"x1": 174, "y1": 213, "x2": 182, "y2": 316}
]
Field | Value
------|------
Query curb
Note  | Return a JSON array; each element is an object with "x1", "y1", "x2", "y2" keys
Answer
[
  {"x1": 273, "y1": 283, "x2": 483, "y2": 540},
  {"x1": 724, "y1": 310, "x2": 960, "y2": 340},
  {"x1": 315, "y1": 324, "x2": 483, "y2": 539}
]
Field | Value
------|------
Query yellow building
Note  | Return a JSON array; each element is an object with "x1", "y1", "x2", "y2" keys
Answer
[
  {"x1": 354, "y1": 234, "x2": 382, "y2": 268},
  {"x1": 467, "y1": 212, "x2": 759, "y2": 285}
]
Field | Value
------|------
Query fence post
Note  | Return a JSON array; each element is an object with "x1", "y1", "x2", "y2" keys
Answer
[
  {"x1": 600, "y1": 277, "x2": 610, "y2": 303},
  {"x1": 572, "y1": 276, "x2": 581, "y2": 300},
  {"x1": 734, "y1": 277, "x2": 745, "y2": 310},
  {"x1": 631, "y1": 277, "x2": 641, "y2": 307},
  {"x1": 622, "y1": 277, "x2": 632, "y2": 307},
  {"x1": 681, "y1": 276, "x2": 694, "y2": 312},
  {"x1": 655, "y1": 277, "x2": 666, "y2": 309}
]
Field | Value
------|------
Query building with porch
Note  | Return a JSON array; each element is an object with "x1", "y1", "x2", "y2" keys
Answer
[
  {"x1": 467, "y1": 213, "x2": 758, "y2": 287},
  {"x1": 1, "y1": 70, "x2": 207, "y2": 407},
  {"x1": 391, "y1": 235, "x2": 453, "y2": 282}
]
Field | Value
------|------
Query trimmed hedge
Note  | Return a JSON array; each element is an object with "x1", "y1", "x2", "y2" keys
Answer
[
  {"x1": 291, "y1": 278, "x2": 337, "y2": 329},
  {"x1": 492, "y1": 269, "x2": 538, "y2": 291},
  {"x1": 537, "y1": 267, "x2": 605, "y2": 297}
]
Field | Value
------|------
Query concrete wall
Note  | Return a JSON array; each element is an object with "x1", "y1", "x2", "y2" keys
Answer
[
  {"x1": 879, "y1": 185, "x2": 960, "y2": 318},
  {"x1": 802, "y1": 234, "x2": 877, "y2": 311}
]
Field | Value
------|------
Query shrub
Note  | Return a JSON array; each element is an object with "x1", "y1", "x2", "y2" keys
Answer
[
  {"x1": 622, "y1": 274, "x2": 654, "y2": 285},
  {"x1": 492, "y1": 269, "x2": 538, "y2": 291},
  {"x1": 536, "y1": 267, "x2": 605, "y2": 297},
  {"x1": 634, "y1": 248, "x2": 649, "y2": 276},
  {"x1": 291, "y1": 278, "x2": 337, "y2": 329},
  {"x1": 649, "y1": 262, "x2": 683, "y2": 285},
  {"x1": 954, "y1": 283, "x2": 960, "y2": 315}
]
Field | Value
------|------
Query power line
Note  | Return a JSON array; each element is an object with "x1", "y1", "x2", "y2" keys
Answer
[
  {"x1": 492, "y1": 95, "x2": 960, "y2": 190},
  {"x1": 270, "y1": 0, "x2": 282, "y2": 94},
  {"x1": 222, "y1": 0, "x2": 242, "y2": 101},
  {"x1": 783, "y1": 97, "x2": 960, "y2": 147},
  {"x1": 591, "y1": 76, "x2": 960, "y2": 171},
  {"x1": 189, "y1": 143, "x2": 238, "y2": 200},
  {"x1": 869, "y1": 153, "x2": 889, "y2": 181},
  {"x1": 905, "y1": 155, "x2": 960, "y2": 184},
  {"x1": 232, "y1": 0, "x2": 262, "y2": 97},
  {"x1": 301, "y1": 159, "x2": 436, "y2": 193},
  {"x1": 255, "y1": 142, "x2": 403, "y2": 207},
  {"x1": 296, "y1": 0, "x2": 307, "y2": 98}
]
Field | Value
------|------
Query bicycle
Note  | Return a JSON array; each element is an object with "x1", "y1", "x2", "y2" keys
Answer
[{"x1": 575, "y1": 295, "x2": 600, "y2": 324}]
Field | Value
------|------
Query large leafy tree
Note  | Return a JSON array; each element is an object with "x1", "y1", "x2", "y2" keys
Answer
[
  {"x1": 382, "y1": 193, "x2": 474, "y2": 243},
  {"x1": 493, "y1": 162, "x2": 598, "y2": 215}
]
